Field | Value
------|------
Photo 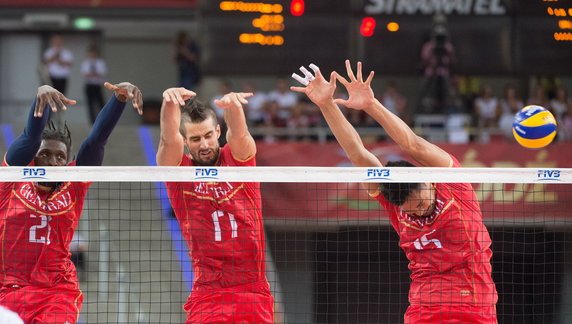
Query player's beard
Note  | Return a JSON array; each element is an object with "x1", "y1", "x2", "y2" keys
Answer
[{"x1": 191, "y1": 146, "x2": 220, "y2": 166}]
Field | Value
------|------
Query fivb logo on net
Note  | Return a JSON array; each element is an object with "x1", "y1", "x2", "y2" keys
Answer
[
  {"x1": 366, "y1": 168, "x2": 393, "y2": 181},
  {"x1": 537, "y1": 169, "x2": 561, "y2": 182},
  {"x1": 194, "y1": 168, "x2": 220, "y2": 180},
  {"x1": 22, "y1": 167, "x2": 48, "y2": 180}
]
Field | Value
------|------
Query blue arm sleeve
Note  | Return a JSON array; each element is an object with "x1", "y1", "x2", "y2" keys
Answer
[
  {"x1": 76, "y1": 95, "x2": 126, "y2": 166},
  {"x1": 5, "y1": 99, "x2": 50, "y2": 166}
]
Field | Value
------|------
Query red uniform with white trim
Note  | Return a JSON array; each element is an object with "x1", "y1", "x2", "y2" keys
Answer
[
  {"x1": 373, "y1": 155, "x2": 498, "y2": 324},
  {"x1": 0, "y1": 160, "x2": 89, "y2": 324},
  {"x1": 166, "y1": 145, "x2": 274, "y2": 324}
]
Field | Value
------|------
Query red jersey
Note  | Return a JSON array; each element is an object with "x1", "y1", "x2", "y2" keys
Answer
[
  {"x1": 373, "y1": 155, "x2": 498, "y2": 306},
  {"x1": 166, "y1": 145, "x2": 268, "y2": 291},
  {"x1": 0, "y1": 160, "x2": 90, "y2": 287}
]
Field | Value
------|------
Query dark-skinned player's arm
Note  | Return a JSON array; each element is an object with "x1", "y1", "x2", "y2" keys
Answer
[
  {"x1": 5, "y1": 85, "x2": 76, "y2": 166},
  {"x1": 156, "y1": 87, "x2": 196, "y2": 166},
  {"x1": 76, "y1": 82, "x2": 143, "y2": 166},
  {"x1": 291, "y1": 64, "x2": 382, "y2": 195},
  {"x1": 334, "y1": 60, "x2": 452, "y2": 168},
  {"x1": 215, "y1": 92, "x2": 256, "y2": 161}
]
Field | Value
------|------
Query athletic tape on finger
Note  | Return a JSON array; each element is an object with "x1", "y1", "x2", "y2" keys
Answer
[
  {"x1": 292, "y1": 73, "x2": 309, "y2": 86},
  {"x1": 299, "y1": 66, "x2": 315, "y2": 81},
  {"x1": 309, "y1": 64, "x2": 320, "y2": 73}
]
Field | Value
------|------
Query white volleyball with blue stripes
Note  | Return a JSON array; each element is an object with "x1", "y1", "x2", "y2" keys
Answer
[{"x1": 512, "y1": 105, "x2": 557, "y2": 149}]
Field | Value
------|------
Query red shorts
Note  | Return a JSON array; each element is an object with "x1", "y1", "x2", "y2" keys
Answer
[
  {"x1": 0, "y1": 283, "x2": 83, "y2": 324},
  {"x1": 405, "y1": 304, "x2": 497, "y2": 324},
  {"x1": 185, "y1": 282, "x2": 274, "y2": 324}
]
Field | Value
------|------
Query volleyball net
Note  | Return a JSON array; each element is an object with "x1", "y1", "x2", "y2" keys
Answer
[{"x1": 1, "y1": 166, "x2": 571, "y2": 323}]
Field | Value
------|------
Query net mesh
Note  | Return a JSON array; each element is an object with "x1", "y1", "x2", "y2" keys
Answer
[{"x1": 0, "y1": 166, "x2": 571, "y2": 324}]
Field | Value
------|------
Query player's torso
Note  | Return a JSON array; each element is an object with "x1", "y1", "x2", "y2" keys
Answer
[
  {"x1": 172, "y1": 180, "x2": 266, "y2": 287},
  {"x1": 390, "y1": 184, "x2": 496, "y2": 304},
  {"x1": 0, "y1": 182, "x2": 87, "y2": 286}
]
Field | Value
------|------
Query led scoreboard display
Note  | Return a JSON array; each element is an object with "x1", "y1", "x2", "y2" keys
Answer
[
  {"x1": 202, "y1": 0, "x2": 571, "y2": 75},
  {"x1": 202, "y1": 0, "x2": 350, "y2": 75}
]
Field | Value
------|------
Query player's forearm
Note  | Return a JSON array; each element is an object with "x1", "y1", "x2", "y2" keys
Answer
[
  {"x1": 224, "y1": 105, "x2": 250, "y2": 139},
  {"x1": 159, "y1": 101, "x2": 183, "y2": 142},
  {"x1": 76, "y1": 96, "x2": 126, "y2": 166},
  {"x1": 319, "y1": 101, "x2": 372, "y2": 166},
  {"x1": 364, "y1": 99, "x2": 418, "y2": 152},
  {"x1": 6, "y1": 99, "x2": 50, "y2": 166},
  {"x1": 157, "y1": 101, "x2": 184, "y2": 166}
]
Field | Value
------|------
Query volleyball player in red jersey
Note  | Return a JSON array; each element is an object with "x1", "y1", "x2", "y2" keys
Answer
[
  {"x1": 0, "y1": 82, "x2": 142, "y2": 324},
  {"x1": 292, "y1": 60, "x2": 498, "y2": 324},
  {"x1": 157, "y1": 87, "x2": 273, "y2": 323}
]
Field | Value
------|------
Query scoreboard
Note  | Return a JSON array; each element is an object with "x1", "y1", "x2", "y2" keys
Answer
[{"x1": 200, "y1": 0, "x2": 572, "y2": 75}]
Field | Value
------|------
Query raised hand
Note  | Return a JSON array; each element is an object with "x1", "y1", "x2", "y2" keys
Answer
[
  {"x1": 290, "y1": 64, "x2": 337, "y2": 107},
  {"x1": 104, "y1": 82, "x2": 144, "y2": 115},
  {"x1": 34, "y1": 85, "x2": 77, "y2": 118},
  {"x1": 213, "y1": 92, "x2": 253, "y2": 110},
  {"x1": 333, "y1": 60, "x2": 376, "y2": 110},
  {"x1": 162, "y1": 87, "x2": 197, "y2": 107}
]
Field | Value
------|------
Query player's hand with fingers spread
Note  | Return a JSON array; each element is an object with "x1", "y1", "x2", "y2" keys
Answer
[
  {"x1": 162, "y1": 87, "x2": 197, "y2": 107},
  {"x1": 34, "y1": 85, "x2": 77, "y2": 118},
  {"x1": 213, "y1": 92, "x2": 253, "y2": 110},
  {"x1": 104, "y1": 82, "x2": 144, "y2": 115},
  {"x1": 290, "y1": 63, "x2": 337, "y2": 107},
  {"x1": 333, "y1": 59, "x2": 376, "y2": 111}
]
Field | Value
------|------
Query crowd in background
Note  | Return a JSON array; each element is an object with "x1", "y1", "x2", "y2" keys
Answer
[
  {"x1": 208, "y1": 76, "x2": 572, "y2": 144},
  {"x1": 39, "y1": 33, "x2": 572, "y2": 144}
]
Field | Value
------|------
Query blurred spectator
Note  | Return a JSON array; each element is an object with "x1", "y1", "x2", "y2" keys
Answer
[
  {"x1": 70, "y1": 232, "x2": 87, "y2": 272},
  {"x1": 287, "y1": 101, "x2": 312, "y2": 141},
  {"x1": 242, "y1": 81, "x2": 268, "y2": 126},
  {"x1": 419, "y1": 14, "x2": 456, "y2": 114},
  {"x1": 43, "y1": 34, "x2": 73, "y2": 94},
  {"x1": 381, "y1": 82, "x2": 407, "y2": 118},
  {"x1": 550, "y1": 86, "x2": 571, "y2": 141},
  {"x1": 267, "y1": 78, "x2": 298, "y2": 121},
  {"x1": 43, "y1": 34, "x2": 73, "y2": 127},
  {"x1": 563, "y1": 102, "x2": 572, "y2": 141},
  {"x1": 473, "y1": 84, "x2": 499, "y2": 142},
  {"x1": 527, "y1": 85, "x2": 549, "y2": 107},
  {"x1": 210, "y1": 79, "x2": 233, "y2": 122},
  {"x1": 550, "y1": 86, "x2": 570, "y2": 123},
  {"x1": 497, "y1": 85, "x2": 523, "y2": 140},
  {"x1": 262, "y1": 100, "x2": 286, "y2": 143},
  {"x1": 173, "y1": 31, "x2": 201, "y2": 91},
  {"x1": 81, "y1": 44, "x2": 107, "y2": 124}
]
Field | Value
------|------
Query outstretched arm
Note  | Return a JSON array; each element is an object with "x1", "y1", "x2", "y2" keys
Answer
[
  {"x1": 6, "y1": 86, "x2": 76, "y2": 166},
  {"x1": 291, "y1": 64, "x2": 382, "y2": 194},
  {"x1": 156, "y1": 87, "x2": 196, "y2": 166},
  {"x1": 335, "y1": 60, "x2": 452, "y2": 168},
  {"x1": 214, "y1": 92, "x2": 256, "y2": 161},
  {"x1": 76, "y1": 82, "x2": 143, "y2": 166}
]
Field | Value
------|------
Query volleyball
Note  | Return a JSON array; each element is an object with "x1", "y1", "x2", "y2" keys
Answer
[{"x1": 512, "y1": 105, "x2": 557, "y2": 149}]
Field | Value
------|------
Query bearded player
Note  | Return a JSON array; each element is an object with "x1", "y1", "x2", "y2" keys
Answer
[
  {"x1": 0, "y1": 82, "x2": 142, "y2": 323},
  {"x1": 292, "y1": 60, "x2": 498, "y2": 323},
  {"x1": 157, "y1": 87, "x2": 273, "y2": 323}
]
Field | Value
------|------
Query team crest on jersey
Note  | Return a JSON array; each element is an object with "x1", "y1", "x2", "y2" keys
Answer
[
  {"x1": 14, "y1": 183, "x2": 74, "y2": 213},
  {"x1": 184, "y1": 182, "x2": 244, "y2": 203},
  {"x1": 399, "y1": 198, "x2": 452, "y2": 230}
]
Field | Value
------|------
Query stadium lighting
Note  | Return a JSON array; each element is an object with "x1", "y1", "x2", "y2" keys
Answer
[
  {"x1": 74, "y1": 17, "x2": 95, "y2": 30},
  {"x1": 360, "y1": 17, "x2": 376, "y2": 37}
]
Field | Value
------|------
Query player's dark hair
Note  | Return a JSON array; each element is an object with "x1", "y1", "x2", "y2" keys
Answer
[
  {"x1": 41, "y1": 121, "x2": 72, "y2": 159},
  {"x1": 180, "y1": 98, "x2": 218, "y2": 137},
  {"x1": 380, "y1": 160, "x2": 420, "y2": 207}
]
